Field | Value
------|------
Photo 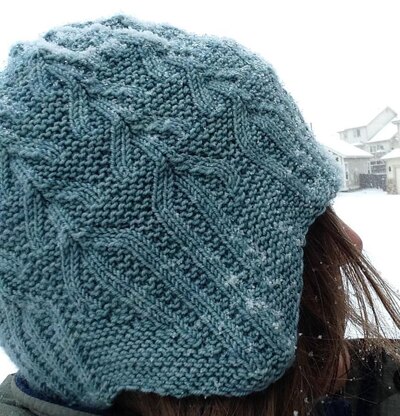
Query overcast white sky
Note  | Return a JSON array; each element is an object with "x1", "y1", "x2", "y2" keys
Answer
[{"x1": 1, "y1": 0, "x2": 400, "y2": 141}]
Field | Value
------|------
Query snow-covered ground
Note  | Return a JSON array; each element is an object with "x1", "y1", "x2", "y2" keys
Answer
[
  {"x1": 0, "y1": 188, "x2": 399, "y2": 382},
  {"x1": 332, "y1": 188, "x2": 400, "y2": 289}
]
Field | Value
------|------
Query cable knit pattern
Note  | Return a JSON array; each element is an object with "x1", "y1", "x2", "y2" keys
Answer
[{"x1": 0, "y1": 14, "x2": 343, "y2": 410}]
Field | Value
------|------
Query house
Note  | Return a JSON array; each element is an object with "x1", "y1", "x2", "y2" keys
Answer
[
  {"x1": 381, "y1": 148, "x2": 400, "y2": 194},
  {"x1": 356, "y1": 122, "x2": 400, "y2": 174},
  {"x1": 338, "y1": 107, "x2": 400, "y2": 185},
  {"x1": 318, "y1": 137, "x2": 373, "y2": 191}
]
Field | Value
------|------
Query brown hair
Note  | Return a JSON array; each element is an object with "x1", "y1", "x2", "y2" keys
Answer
[{"x1": 107, "y1": 204, "x2": 400, "y2": 416}]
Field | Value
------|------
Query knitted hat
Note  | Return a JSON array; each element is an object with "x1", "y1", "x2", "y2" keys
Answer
[{"x1": 0, "y1": 14, "x2": 342, "y2": 411}]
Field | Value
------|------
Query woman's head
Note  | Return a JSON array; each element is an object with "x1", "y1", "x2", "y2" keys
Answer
[{"x1": 0, "y1": 13, "x2": 398, "y2": 416}]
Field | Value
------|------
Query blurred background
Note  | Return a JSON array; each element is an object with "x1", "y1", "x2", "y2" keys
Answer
[{"x1": 0, "y1": 0, "x2": 399, "y2": 379}]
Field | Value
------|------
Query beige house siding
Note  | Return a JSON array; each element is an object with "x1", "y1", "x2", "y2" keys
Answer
[
  {"x1": 339, "y1": 126, "x2": 368, "y2": 144},
  {"x1": 366, "y1": 138, "x2": 398, "y2": 155},
  {"x1": 385, "y1": 157, "x2": 400, "y2": 194}
]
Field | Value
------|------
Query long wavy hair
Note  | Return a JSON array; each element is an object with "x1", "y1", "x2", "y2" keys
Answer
[{"x1": 106, "y1": 204, "x2": 400, "y2": 416}]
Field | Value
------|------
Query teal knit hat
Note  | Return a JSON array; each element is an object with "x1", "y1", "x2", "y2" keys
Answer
[{"x1": 0, "y1": 14, "x2": 342, "y2": 411}]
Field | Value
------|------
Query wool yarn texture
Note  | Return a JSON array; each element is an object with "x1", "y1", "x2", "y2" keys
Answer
[{"x1": 0, "y1": 14, "x2": 343, "y2": 411}]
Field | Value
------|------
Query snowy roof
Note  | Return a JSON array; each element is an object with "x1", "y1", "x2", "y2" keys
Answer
[
  {"x1": 367, "y1": 122, "x2": 397, "y2": 143},
  {"x1": 317, "y1": 136, "x2": 373, "y2": 158},
  {"x1": 381, "y1": 148, "x2": 400, "y2": 160}
]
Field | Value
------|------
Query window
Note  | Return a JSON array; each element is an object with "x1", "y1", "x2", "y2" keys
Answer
[
  {"x1": 370, "y1": 160, "x2": 386, "y2": 174},
  {"x1": 389, "y1": 166, "x2": 392, "y2": 172},
  {"x1": 356, "y1": 128, "x2": 361, "y2": 137},
  {"x1": 336, "y1": 157, "x2": 339, "y2": 161}
]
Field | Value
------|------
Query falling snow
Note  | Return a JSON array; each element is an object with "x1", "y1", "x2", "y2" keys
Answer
[{"x1": 223, "y1": 271, "x2": 244, "y2": 287}]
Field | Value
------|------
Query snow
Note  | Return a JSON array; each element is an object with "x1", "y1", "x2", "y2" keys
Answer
[
  {"x1": 381, "y1": 148, "x2": 400, "y2": 160},
  {"x1": 332, "y1": 188, "x2": 400, "y2": 287},
  {"x1": 1, "y1": 188, "x2": 399, "y2": 383},
  {"x1": 367, "y1": 122, "x2": 397, "y2": 143},
  {"x1": 0, "y1": 350, "x2": 17, "y2": 380},
  {"x1": 318, "y1": 136, "x2": 373, "y2": 158},
  {"x1": 333, "y1": 189, "x2": 400, "y2": 338}
]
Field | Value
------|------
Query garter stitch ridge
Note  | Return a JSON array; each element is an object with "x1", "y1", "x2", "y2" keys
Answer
[{"x1": 0, "y1": 14, "x2": 343, "y2": 411}]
